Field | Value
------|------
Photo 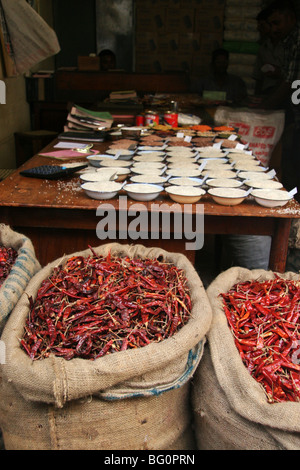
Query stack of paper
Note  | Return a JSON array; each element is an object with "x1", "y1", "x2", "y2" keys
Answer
[
  {"x1": 64, "y1": 104, "x2": 113, "y2": 132},
  {"x1": 61, "y1": 104, "x2": 114, "y2": 141},
  {"x1": 109, "y1": 90, "x2": 138, "y2": 102}
]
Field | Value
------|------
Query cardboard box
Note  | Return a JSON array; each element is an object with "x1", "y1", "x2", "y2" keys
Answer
[
  {"x1": 165, "y1": 8, "x2": 194, "y2": 33},
  {"x1": 135, "y1": 53, "x2": 163, "y2": 73},
  {"x1": 192, "y1": 0, "x2": 225, "y2": 10},
  {"x1": 135, "y1": 0, "x2": 169, "y2": 6},
  {"x1": 156, "y1": 33, "x2": 179, "y2": 53},
  {"x1": 135, "y1": 33, "x2": 158, "y2": 53},
  {"x1": 194, "y1": 9, "x2": 224, "y2": 33},
  {"x1": 168, "y1": 0, "x2": 181, "y2": 7},
  {"x1": 138, "y1": 0, "x2": 181, "y2": 6},
  {"x1": 162, "y1": 54, "x2": 192, "y2": 73},
  {"x1": 77, "y1": 56, "x2": 100, "y2": 71},
  {"x1": 136, "y1": 7, "x2": 166, "y2": 32},
  {"x1": 178, "y1": 33, "x2": 201, "y2": 55}
]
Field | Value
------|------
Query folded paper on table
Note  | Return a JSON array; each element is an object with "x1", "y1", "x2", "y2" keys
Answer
[
  {"x1": 39, "y1": 149, "x2": 99, "y2": 160},
  {"x1": 54, "y1": 142, "x2": 89, "y2": 149}
]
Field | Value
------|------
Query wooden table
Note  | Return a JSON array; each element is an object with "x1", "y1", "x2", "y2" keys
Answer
[{"x1": 0, "y1": 139, "x2": 299, "y2": 271}]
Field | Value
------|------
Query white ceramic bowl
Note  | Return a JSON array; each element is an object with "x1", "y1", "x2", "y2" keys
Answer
[
  {"x1": 200, "y1": 160, "x2": 231, "y2": 170},
  {"x1": 166, "y1": 168, "x2": 202, "y2": 178},
  {"x1": 168, "y1": 163, "x2": 199, "y2": 171},
  {"x1": 208, "y1": 187, "x2": 249, "y2": 206},
  {"x1": 168, "y1": 177, "x2": 203, "y2": 186},
  {"x1": 166, "y1": 155, "x2": 197, "y2": 163},
  {"x1": 196, "y1": 151, "x2": 225, "y2": 158},
  {"x1": 130, "y1": 174, "x2": 169, "y2": 185},
  {"x1": 123, "y1": 183, "x2": 163, "y2": 201},
  {"x1": 233, "y1": 161, "x2": 265, "y2": 171},
  {"x1": 206, "y1": 178, "x2": 243, "y2": 188},
  {"x1": 238, "y1": 171, "x2": 274, "y2": 180},
  {"x1": 80, "y1": 171, "x2": 118, "y2": 183},
  {"x1": 131, "y1": 161, "x2": 165, "y2": 169},
  {"x1": 133, "y1": 154, "x2": 165, "y2": 162},
  {"x1": 165, "y1": 146, "x2": 193, "y2": 152},
  {"x1": 228, "y1": 153, "x2": 256, "y2": 162},
  {"x1": 138, "y1": 145, "x2": 165, "y2": 151},
  {"x1": 251, "y1": 189, "x2": 292, "y2": 207},
  {"x1": 95, "y1": 158, "x2": 132, "y2": 168},
  {"x1": 131, "y1": 166, "x2": 166, "y2": 176},
  {"x1": 137, "y1": 151, "x2": 165, "y2": 157},
  {"x1": 96, "y1": 167, "x2": 131, "y2": 182},
  {"x1": 244, "y1": 179, "x2": 283, "y2": 190},
  {"x1": 81, "y1": 181, "x2": 123, "y2": 199},
  {"x1": 203, "y1": 169, "x2": 237, "y2": 179},
  {"x1": 166, "y1": 150, "x2": 195, "y2": 157},
  {"x1": 86, "y1": 155, "x2": 120, "y2": 168},
  {"x1": 105, "y1": 148, "x2": 135, "y2": 160},
  {"x1": 165, "y1": 185, "x2": 206, "y2": 203}
]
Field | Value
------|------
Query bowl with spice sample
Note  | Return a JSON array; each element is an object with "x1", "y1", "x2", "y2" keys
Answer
[
  {"x1": 208, "y1": 187, "x2": 249, "y2": 206},
  {"x1": 252, "y1": 189, "x2": 292, "y2": 207},
  {"x1": 166, "y1": 185, "x2": 205, "y2": 203},
  {"x1": 81, "y1": 181, "x2": 123, "y2": 200}
]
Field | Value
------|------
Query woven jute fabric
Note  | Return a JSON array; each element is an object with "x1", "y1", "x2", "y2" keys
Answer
[
  {"x1": 0, "y1": 224, "x2": 40, "y2": 334},
  {"x1": 289, "y1": 219, "x2": 300, "y2": 249},
  {"x1": 192, "y1": 267, "x2": 300, "y2": 450},
  {"x1": 0, "y1": 243, "x2": 212, "y2": 450}
]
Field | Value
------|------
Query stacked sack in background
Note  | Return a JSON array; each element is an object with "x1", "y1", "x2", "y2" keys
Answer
[
  {"x1": 0, "y1": 243, "x2": 212, "y2": 450},
  {"x1": 223, "y1": 0, "x2": 263, "y2": 96}
]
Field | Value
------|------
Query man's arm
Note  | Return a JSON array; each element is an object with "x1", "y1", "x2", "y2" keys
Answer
[{"x1": 260, "y1": 79, "x2": 291, "y2": 109}]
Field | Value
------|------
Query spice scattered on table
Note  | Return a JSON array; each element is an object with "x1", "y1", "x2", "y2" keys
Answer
[
  {"x1": 221, "y1": 276, "x2": 300, "y2": 403},
  {"x1": 21, "y1": 248, "x2": 192, "y2": 361},
  {"x1": 0, "y1": 245, "x2": 18, "y2": 286}
]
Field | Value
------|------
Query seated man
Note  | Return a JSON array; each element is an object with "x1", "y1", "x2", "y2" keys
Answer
[
  {"x1": 192, "y1": 48, "x2": 248, "y2": 105},
  {"x1": 253, "y1": 6, "x2": 284, "y2": 96},
  {"x1": 98, "y1": 49, "x2": 116, "y2": 71}
]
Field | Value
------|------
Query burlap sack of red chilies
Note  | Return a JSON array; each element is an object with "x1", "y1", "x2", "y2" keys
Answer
[
  {"x1": 0, "y1": 224, "x2": 41, "y2": 334},
  {"x1": 0, "y1": 242, "x2": 212, "y2": 450},
  {"x1": 192, "y1": 267, "x2": 300, "y2": 450}
]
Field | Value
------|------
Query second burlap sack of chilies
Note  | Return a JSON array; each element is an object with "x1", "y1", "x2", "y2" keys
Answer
[
  {"x1": 0, "y1": 243, "x2": 212, "y2": 450},
  {"x1": 192, "y1": 267, "x2": 300, "y2": 450},
  {"x1": 0, "y1": 224, "x2": 41, "y2": 334}
]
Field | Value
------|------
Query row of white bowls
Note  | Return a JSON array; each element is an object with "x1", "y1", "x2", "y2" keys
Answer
[{"x1": 80, "y1": 145, "x2": 293, "y2": 207}]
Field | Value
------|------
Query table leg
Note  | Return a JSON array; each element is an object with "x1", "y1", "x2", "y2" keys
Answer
[{"x1": 269, "y1": 218, "x2": 291, "y2": 273}]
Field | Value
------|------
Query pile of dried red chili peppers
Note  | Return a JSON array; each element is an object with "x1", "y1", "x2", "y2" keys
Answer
[
  {"x1": 21, "y1": 249, "x2": 192, "y2": 361},
  {"x1": 0, "y1": 245, "x2": 18, "y2": 286},
  {"x1": 221, "y1": 276, "x2": 300, "y2": 403}
]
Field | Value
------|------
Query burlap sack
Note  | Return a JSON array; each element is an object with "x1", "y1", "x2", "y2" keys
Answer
[
  {"x1": 192, "y1": 267, "x2": 300, "y2": 450},
  {"x1": 289, "y1": 219, "x2": 300, "y2": 250},
  {"x1": 0, "y1": 242, "x2": 212, "y2": 450},
  {"x1": 0, "y1": 224, "x2": 41, "y2": 334}
]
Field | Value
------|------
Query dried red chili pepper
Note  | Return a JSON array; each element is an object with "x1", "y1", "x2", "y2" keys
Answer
[
  {"x1": 0, "y1": 245, "x2": 18, "y2": 286},
  {"x1": 21, "y1": 249, "x2": 192, "y2": 361},
  {"x1": 221, "y1": 277, "x2": 300, "y2": 403}
]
